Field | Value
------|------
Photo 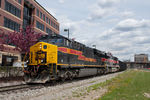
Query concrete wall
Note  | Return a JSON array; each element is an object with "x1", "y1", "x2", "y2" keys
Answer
[{"x1": 0, "y1": 67, "x2": 23, "y2": 78}]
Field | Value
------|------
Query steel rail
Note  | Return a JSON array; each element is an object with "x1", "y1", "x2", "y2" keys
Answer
[{"x1": 0, "y1": 84, "x2": 43, "y2": 93}]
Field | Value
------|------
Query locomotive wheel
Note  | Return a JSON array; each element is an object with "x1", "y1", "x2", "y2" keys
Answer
[
  {"x1": 61, "y1": 77, "x2": 66, "y2": 82},
  {"x1": 61, "y1": 75, "x2": 67, "y2": 82},
  {"x1": 67, "y1": 71, "x2": 73, "y2": 80},
  {"x1": 69, "y1": 75, "x2": 73, "y2": 80}
]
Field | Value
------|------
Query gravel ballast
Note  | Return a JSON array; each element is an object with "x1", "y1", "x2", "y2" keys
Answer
[{"x1": 0, "y1": 72, "x2": 124, "y2": 100}]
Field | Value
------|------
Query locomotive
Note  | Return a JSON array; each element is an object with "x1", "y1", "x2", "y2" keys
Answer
[{"x1": 24, "y1": 34, "x2": 123, "y2": 83}]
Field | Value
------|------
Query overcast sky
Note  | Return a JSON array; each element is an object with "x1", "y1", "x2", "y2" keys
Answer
[{"x1": 36, "y1": 0, "x2": 150, "y2": 61}]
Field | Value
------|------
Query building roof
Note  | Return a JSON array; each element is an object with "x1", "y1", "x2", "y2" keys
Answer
[{"x1": 34, "y1": 0, "x2": 57, "y2": 21}]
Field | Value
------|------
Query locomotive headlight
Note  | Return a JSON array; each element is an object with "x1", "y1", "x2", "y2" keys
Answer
[
  {"x1": 39, "y1": 44, "x2": 42, "y2": 49},
  {"x1": 41, "y1": 60, "x2": 44, "y2": 63}
]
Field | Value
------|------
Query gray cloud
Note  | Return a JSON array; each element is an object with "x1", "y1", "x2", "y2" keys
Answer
[
  {"x1": 98, "y1": 0, "x2": 120, "y2": 8},
  {"x1": 115, "y1": 19, "x2": 150, "y2": 32},
  {"x1": 88, "y1": 0, "x2": 119, "y2": 20},
  {"x1": 58, "y1": 0, "x2": 65, "y2": 3},
  {"x1": 120, "y1": 11, "x2": 134, "y2": 18},
  {"x1": 102, "y1": 19, "x2": 150, "y2": 60}
]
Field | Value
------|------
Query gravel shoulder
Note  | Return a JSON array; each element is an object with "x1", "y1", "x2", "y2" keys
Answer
[
  {"x1": 0, "y1": 81, "x2": 25, "y2": 87},
  {"x1": 0, "y1": 72, "x2": 124, "y2": 100}
]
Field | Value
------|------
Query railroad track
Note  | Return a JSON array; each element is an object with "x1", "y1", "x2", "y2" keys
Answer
[
  {"x1": 0, "y1": 75, "x2": 104, "y2": 93},
  {"x1": 0, "y1": 71, "x2": 124, "y2": 94},
  {"x1": 0, "y1": 84, "x2": 43, "y2": 93}
]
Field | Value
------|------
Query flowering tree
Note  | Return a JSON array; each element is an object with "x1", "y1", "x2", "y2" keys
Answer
[
  {"x1": 0, "y1": 26, "x2": 43, "y2": 60},
  {"x1": 7, "y1": 26, "x2": 42, "y2": 54}
]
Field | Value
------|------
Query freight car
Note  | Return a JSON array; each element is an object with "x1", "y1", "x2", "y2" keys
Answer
[{"x1": 24, "y1": 34, "x2": 122, "y2": 83}]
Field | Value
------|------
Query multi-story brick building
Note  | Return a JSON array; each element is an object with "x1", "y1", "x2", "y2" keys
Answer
[{"x1": 0, "y1": 0, "x2": 59, "y2": 66}]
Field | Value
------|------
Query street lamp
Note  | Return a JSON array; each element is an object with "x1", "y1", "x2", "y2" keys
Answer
[{"x1": 64, "y1": 29, "x2": 69, "y2": 39}]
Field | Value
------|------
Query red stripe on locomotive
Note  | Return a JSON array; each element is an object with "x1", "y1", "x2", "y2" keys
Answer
[{"x1": 58, "y1": 47, "x2": 96, "y2": 62}]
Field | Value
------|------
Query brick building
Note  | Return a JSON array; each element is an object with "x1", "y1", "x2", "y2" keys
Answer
[
  {"x1": 134, "y1": 54, "x2": 149, "y2": 63},
  {"x1": 0, "y1": 0, "x2": 59, "y2": 66}
]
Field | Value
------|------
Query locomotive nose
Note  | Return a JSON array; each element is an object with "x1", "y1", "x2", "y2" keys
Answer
[
  {"x1": 29, "y1": 42, "x2": 57, "y2": 65},
  {"x1": 25, "y1": 42, "x2": 58, "y2": 83}
]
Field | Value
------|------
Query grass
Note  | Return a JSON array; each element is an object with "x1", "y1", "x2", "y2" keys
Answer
[
  {"x1": 99, "y1": 70, "x2": 150, "y2": 100},
  {"x1": 71, "y1": 69, "x2": 150, "y2": 99}
]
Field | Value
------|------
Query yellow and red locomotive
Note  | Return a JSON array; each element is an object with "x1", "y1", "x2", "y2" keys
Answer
[{"x1": 24, "y1": 34, "x2": 121, "y2": 83}]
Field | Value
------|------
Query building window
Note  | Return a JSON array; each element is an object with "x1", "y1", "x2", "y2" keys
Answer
[
  {"x1": 54, "y1": 23, "x2": 56, "y2": 28},
  {"x1": 4, "y1": 17, "x2": 20, "y2": 32},
  {"x1": 23, "y1": 5, "x2": 32, "y2": 29},
  {"x1": 18, "y1": 0, "x2": 22, "y2": 4},
  {"x1": 56, "y1": 25, "x2": 59, "y2": 31},
  {"x1": 46, "y1": 17, "x2": 48, "y2": 23},
  {"x1": 58, "y1": 26, "x2": 59, "y2": 31},
  {"x1": 49, "y1": 19, "x2": 50, "y2": 25},
  {"x1": 0, "y1": 0, "x2": 1, "y2": 7},
  {"x1": 5, "y1": 0, "x2": 21, "y2": 18},
  {"x1": 46, "y1": 27, "x2": 52, "y2": 34},
  {"x1": 43, "y1": 14, "x2": 45, "y2": 21},
  {"x1": 36, "y1": 9, "x2": 39, "y2": 17},
  {"x1": 40, "y1": 12, "x2": 42, "y2": 19},
  {"x1": 36, "y1": 21, "x2": 45, "y2": 31},
  {"x1": 51, "y1": 21, "x2": 53, "y2": 27}
]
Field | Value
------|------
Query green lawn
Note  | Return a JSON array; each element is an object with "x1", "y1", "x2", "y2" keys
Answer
[{"x1": 100, "y1": 70, "x2": 150, "y2": 100}]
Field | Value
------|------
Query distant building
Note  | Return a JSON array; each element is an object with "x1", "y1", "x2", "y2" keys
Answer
[
  {"x1": 0, "y1": 0, "x2": 59, "y2": 66},
  {"x1": 134, "y1": 54, "x2": 148, "y2": 63}
]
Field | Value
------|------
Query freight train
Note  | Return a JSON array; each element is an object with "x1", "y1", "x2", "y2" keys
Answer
[{"x1": 24, "y1": 34, "x2": 126, "y2": 83}]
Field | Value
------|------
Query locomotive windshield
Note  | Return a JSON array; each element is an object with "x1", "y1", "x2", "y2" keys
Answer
[
  {"x1": 39, "y1": 34, "x2": 64, "y2": 46},
  {"x1": 39, "y1": 35, "x2": 49, "y2": 42},
  {"x1": 49, "y1": 38, "x2": 63, "y2": 45}
]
